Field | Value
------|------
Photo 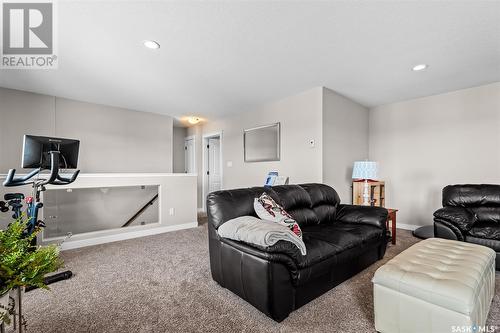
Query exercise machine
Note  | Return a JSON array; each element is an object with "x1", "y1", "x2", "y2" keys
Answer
[{"x1": 1, "y1": 135, "x2": 80, "y2": 290}]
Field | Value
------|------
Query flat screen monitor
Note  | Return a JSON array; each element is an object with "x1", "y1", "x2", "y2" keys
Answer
[{"x1": 22, "y1": 135, "x2": 80, "y2": 169}]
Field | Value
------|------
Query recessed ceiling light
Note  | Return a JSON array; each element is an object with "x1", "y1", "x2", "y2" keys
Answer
[
  {"x1": 412, "y1": 64, "x2": 428, "y2": 71},
  {"x1": 143, "y1": 40, "x2": 160, "y2": 49},
  {"x1": 188, "y1": 117, "x2": 201, "y2": 125}
]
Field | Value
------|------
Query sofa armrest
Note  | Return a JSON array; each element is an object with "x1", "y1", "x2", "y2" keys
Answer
[
  {"x1": 335, "y1": 204, "x2": 388, "y2": 230},
  {"x1": 220, "y1": 237, "x2": 283, "y2": 261},
  {"x1": 433, "y1": 207, "x2": 476, "y2": 234},
  {"x1": 434, "y1": 220, "x2": 464, "y2": 241},
  {"x1": 219, "y1": 238, "x2": 300, "y2": 271},
  {"x1": 214, "y1": 236, "x2": 296, "y2": 321}
]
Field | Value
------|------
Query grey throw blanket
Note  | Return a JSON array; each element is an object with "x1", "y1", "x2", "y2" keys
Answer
[{"x1": 217, "y1": 216, "x2": 307, "y2": 255}]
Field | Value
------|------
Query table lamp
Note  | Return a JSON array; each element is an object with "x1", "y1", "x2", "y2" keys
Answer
[{"x1": 352, "y1": 161, "x2": 379, "y2": 205}]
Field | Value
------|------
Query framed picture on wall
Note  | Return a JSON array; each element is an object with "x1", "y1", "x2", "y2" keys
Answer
[{"x1": 244, "y1": 123, "x2": 280, "y2": 162}]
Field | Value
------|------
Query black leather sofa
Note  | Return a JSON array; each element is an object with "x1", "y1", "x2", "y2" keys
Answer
[
  {"x1": 207, "y1": 183, "x2": 389, "y2": 321},
  {"x1": 434, "y1": 184, "x2": 500, "y2": 270}
]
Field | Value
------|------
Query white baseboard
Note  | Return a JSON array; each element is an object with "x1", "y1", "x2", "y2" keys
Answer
[
  {"x1": 59, "y1": 222, "x2": 198, "y2": 251},
  {"x1": 397, "y1": 223, "x2": 420, "y2": 231}
]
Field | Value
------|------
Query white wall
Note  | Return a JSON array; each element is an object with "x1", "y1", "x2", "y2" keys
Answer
[
  {"x1": 0, "y1": 87, "x2": 174, "y2": 174},
  {"x1": 187, "y1": 124, "x2": 204, "y2": 208},
  {"x1": 0, "y1": 88, "x2": 55, "y2": 173},
  {"x1": 322, "y1": 87, "x2": 369, "y2": 202},
  {"x1": 194, "y1": 86, "x2": 369, "y2": 209},
  {"x1": 200, "y1": 87, "x2": 323, "y2": 207},
  {"x1": 55, "y1": 98, "x2": 173, "y2": 173},
  {"x1": 173, "y1": 127, "x2": 187, "y2": 173},
  {"x1": 369, "y1": 82, "x2": 500, "y2": 228}
]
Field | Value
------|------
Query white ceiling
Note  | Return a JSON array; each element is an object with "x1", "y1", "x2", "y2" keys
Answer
[{"x1": 1, "y1": 1, "x2": 499, "y2": 120}]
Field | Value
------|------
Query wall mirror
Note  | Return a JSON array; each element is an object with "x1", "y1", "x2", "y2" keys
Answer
[{"x1": 244, "y1": 123, "x2": 280, "y2": 162}]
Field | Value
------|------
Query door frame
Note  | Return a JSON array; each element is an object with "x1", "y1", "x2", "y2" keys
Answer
[
  {"x1": 202, "y1": 131, "x2": 223, "y2": 212},
  {"x1": 184, "y1": 135, "x2": 196, "y2": 173}
]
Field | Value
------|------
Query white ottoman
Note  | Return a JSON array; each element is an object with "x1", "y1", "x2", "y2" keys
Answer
[{"x1": 372, "y1": 238, "x2": 495, "y2": 333}]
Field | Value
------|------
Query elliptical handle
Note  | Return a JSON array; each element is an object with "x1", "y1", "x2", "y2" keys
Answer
[
  {"x1": 3, "y1": 168, "x2": 40, "y2": 187},
  {"x1": 46, "y1": 151, "x2": 80, "y2": 185},
  {"x1": 52, "y1": 170, "x2": 80, "y2": 185},
  {"x1": 3, "y1": 151, "x2": 80, "y2": 187},
  {"x1": 38, "y1": 151, "x2": 60, "y2": 186},
  {"x1": 3, "y1": 169, "x2": 16, "y2": 187}
]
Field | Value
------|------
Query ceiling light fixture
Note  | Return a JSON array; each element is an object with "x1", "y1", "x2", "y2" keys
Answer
[
  {"x1": 412, "y1": 64, "x2": 428, "y2": 71},
  {"x1": 188, "y1": 117, "x2": 201, "y2": 125},
  {"x1": 143, "y1": 40, "x2": 160, "y2": 49}
]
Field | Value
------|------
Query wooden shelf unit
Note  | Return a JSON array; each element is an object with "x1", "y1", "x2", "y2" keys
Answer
[{"x1": 352, "y1": 181, "x2": 385, "y2": 207}]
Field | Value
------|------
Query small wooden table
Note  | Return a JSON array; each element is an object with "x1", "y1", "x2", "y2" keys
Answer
[{"x1": 386, "y1": 209, "x2": 398, "y2": 245}]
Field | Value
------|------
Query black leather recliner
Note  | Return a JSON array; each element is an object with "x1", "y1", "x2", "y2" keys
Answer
[
  {"x1": 207, "y1": 183, "x2": 389, "y2": 321},
  {"x1": 434, "y1": 184, "x2": 500, "y2": 270}
]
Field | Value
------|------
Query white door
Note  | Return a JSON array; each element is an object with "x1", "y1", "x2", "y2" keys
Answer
[
  {"x1": 207, "y1": 137, "x2": 221, "y2": 193},
  {"x1": 184, "y1": 138, "x2": 195, "y2": 173}
]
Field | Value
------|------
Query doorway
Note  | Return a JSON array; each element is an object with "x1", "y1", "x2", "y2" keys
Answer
[
  {"x1": 184, "y1": 136, "x2": 196, "y2": 173},
  {"x1": 203, "y1": 132, "x2": 223, "y2": 211}
]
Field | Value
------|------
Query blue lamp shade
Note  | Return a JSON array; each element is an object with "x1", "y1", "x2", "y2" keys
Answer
[{"x1": 352, "y1": 161, "x2": 378, "y2": 180}]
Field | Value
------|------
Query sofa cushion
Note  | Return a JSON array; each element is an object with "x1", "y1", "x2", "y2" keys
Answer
[
  {"x1": 305, "y1": 223, "x2": 383, "y2": 249},
  {"x1": 207, "y1": 187, "x2": 276, "y2": 228},
  {"x1": 266, "y1": 223, "x2": 383, "y2": 269},
  {"x1": 300, "y1": 183, "x2": 340, "y2": 224},
  {"x1": 208, "y1": 183, "x2": 343, "y2": 229},
  {"x1": 433, "y1": 207, "x2": 476, "y2": 233},
  {"x1": 336, "y1": 204, "x2": 388, "y2": 229},
  {"x1": 470, "y1": 207, "x2": 500, "y2": 224},
  {"x1": 443, "y1": 184, "x2": 500, "y2": 207},
  {"x1": 468, "y1": 223, "x2": 500, "y2": 241},
  {"x1": 293, "y1": 224, "x2": 383, "y2": 285},
  {"x1": 271, "y1": 185, "x2": 320, "y2": 226},
  {"x1": 465, "y1": 235, "x2": 500, "y2": 251}
]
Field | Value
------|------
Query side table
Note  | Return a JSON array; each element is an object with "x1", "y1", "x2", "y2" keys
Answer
[{"x1": 386, "y1": 209, "x2": 398, "y2": 245}]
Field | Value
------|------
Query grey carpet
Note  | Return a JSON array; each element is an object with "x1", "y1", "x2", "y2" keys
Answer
[{"x1": 15, "y1": 227, "x2": 499, "y2": 333}]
